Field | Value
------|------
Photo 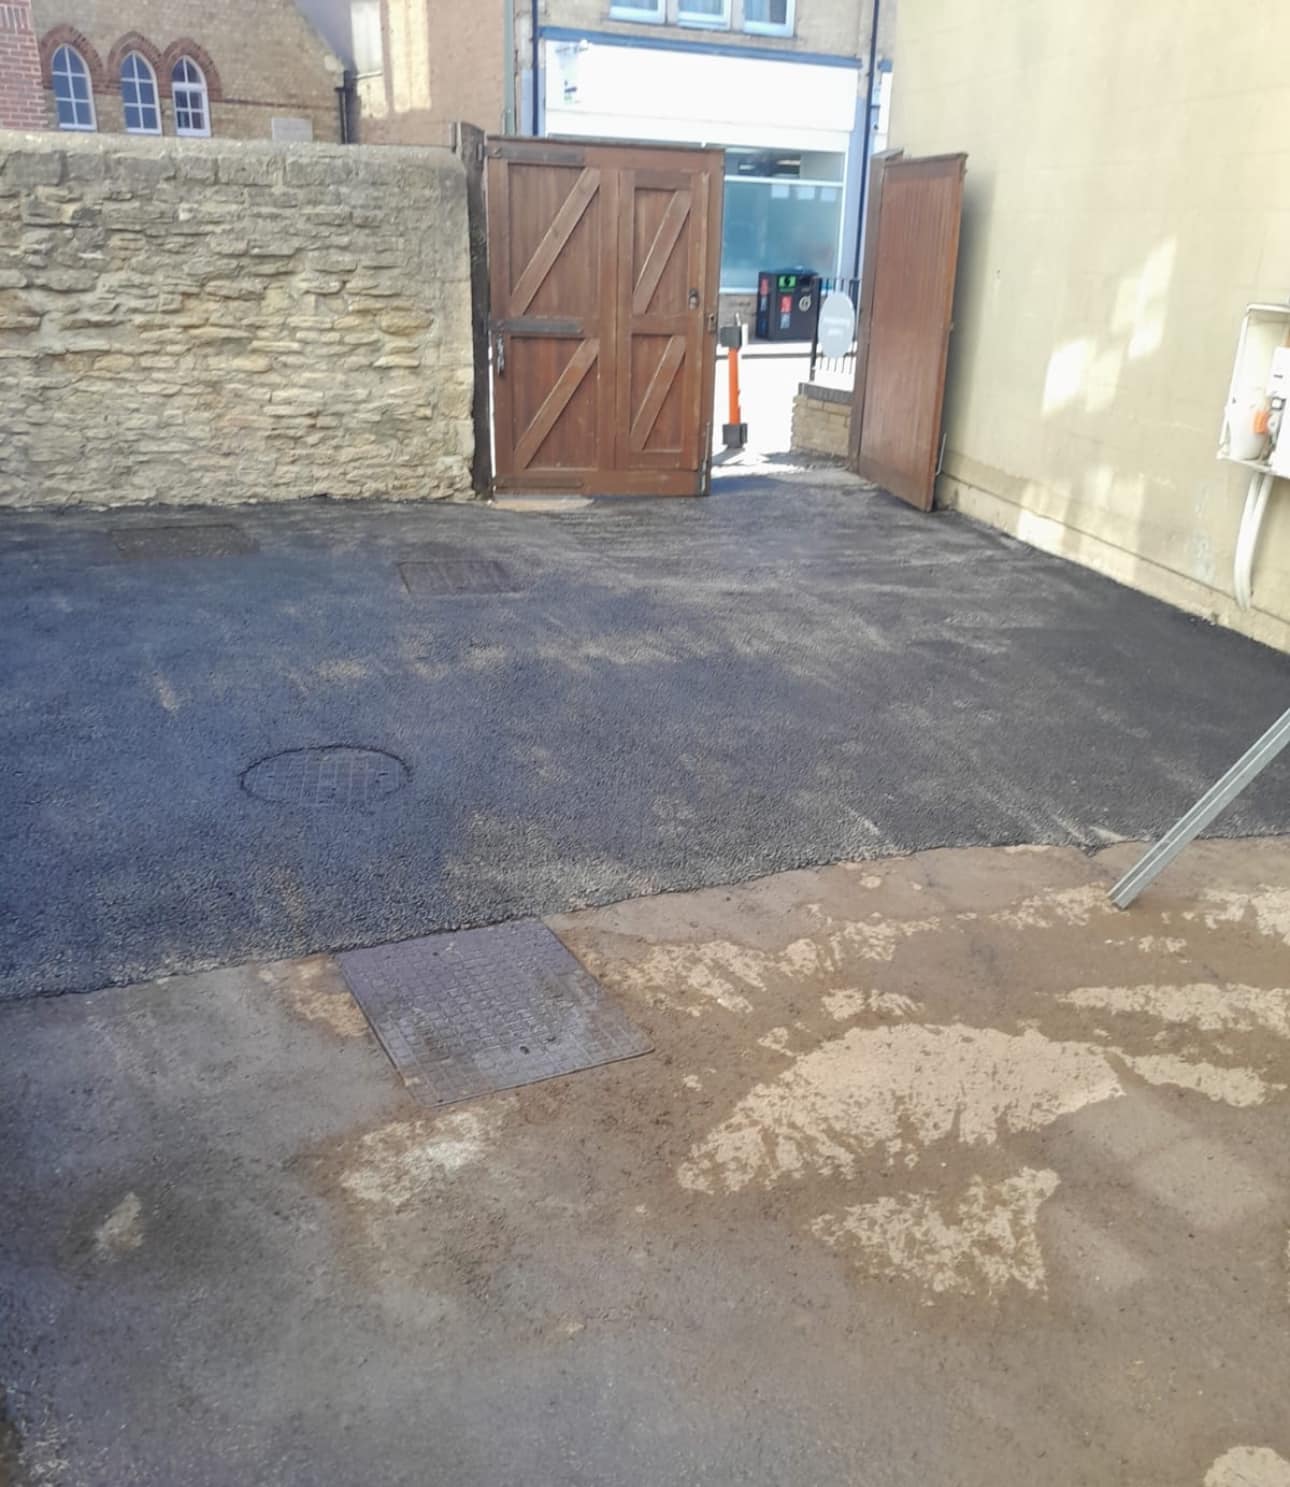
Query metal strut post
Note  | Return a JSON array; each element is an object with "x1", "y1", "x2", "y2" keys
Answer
[{"x1": 1109, "y1": 704, "x2": 1290, "y2": 908}]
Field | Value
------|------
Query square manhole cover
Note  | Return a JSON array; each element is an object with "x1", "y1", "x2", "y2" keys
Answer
[
  {"x1": 338, "y1": 920, "x2": 651, "y2": 1105},
  {"x1": 110, "y1": 524, "x2": 258, "y2": 560},
  {"x1": 398, "y1": 560, "x2": 528, "y2": 596}
]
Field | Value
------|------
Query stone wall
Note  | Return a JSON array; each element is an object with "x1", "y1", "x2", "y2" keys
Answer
[
  {"x1": 791, "y1": 381, "x2": 852, "y2": 461},
  {"x1": 0, "y1": 131, "x2": 475, "y2": 508}
]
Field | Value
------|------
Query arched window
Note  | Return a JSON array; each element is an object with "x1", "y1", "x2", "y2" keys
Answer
[
  {"x1": 51, "y1": 44, "x2": 96, "y2": 131},
  {"x1": 171, "y1": 56, "x2": 210, "y2": 137},
  {"x1": 120, "y1": 51, "x2": 160, "y2": 134}
]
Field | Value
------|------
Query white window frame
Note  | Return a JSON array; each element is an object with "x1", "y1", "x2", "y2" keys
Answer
[
  {"x1": 608, "y1": 0, "x2": 665, "y2": 21},
  {"x1": 171, "y1": 55, "x2": 211, "y2": 139},
  {"x1": 51, "y1": 44, "x2": 96, "y2": 132},
  {"x1": 120, "y1": 51, "x2": 161, "y2": 135},
  {"x1": 741, "y1": 0, "x2": 794, "y2": 36},
  {"x1": 676, "y1": 0, "x2": 731, "y2": 29}
]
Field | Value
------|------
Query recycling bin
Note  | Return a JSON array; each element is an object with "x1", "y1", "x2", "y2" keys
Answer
[{"x1": 755, "y1": 268, "x2": 820, "y2": 342}]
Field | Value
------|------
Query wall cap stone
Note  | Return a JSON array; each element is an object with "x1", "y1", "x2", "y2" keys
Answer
[{"x1": 0, "y1": 128, "x2": 465, "y2": 189}]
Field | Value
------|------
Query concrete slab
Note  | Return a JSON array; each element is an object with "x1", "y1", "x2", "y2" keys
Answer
[
  {"x1": 4, "y1": 478, "x2": 1290, "y2": 1003},
  {"x1": 3, "y1": 840, "x2": 1289, "y2": 1485}
]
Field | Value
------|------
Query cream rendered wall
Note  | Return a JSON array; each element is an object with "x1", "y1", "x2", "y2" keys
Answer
[{"x1": 892, "y1": 0, "x2": 1290, "y2": 651}]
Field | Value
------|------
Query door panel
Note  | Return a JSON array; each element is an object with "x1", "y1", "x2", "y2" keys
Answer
[
  {"x1": 849, "y1": 153, "x2": 967, "y2": 511},
  {"x1": 616, "y1": 168, "x2": 709, "y2": 471},
  {"x1": 488, "y1": 140, "x2": 722, "y2": 496},
  {"x1": 488, "y1": 148, "x2": 617, "y2": 487}
]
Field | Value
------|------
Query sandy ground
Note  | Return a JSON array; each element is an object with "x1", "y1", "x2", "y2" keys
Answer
[{"x1": 4, "y1": 836, "x2": 1290, "y2": 1485}]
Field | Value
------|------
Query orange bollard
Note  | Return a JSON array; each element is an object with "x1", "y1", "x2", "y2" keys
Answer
[{"x1": 720, "y1": 326, "x2": 747, "y2": 449}]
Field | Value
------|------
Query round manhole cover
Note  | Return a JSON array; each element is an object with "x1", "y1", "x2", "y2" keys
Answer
[{"x1": 241, "y1": 746, "x2": 409, "y2": 808}]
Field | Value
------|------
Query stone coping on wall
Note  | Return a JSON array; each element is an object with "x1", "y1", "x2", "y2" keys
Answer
[{"x1": 796, "y1": 380, "x2": 853, "y2": 406}]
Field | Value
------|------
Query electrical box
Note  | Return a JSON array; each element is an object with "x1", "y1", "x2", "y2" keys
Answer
[{"x1": 1220, "y1": 302, "x2": 1290, "y2": 477}]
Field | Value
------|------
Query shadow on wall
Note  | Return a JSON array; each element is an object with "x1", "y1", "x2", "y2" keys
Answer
[{"x1": 930, "y1": 4, "x2": 1290, "y2": 654}]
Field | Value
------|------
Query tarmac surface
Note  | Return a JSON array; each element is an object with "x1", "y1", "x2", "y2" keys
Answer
[{"x1": 3, "y1": 469, "x2": 1290, "y2": 1001}]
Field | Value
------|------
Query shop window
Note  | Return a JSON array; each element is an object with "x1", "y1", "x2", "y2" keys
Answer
[{"x1": 720, "y1": 150, "x2": 845, "y2": 291}]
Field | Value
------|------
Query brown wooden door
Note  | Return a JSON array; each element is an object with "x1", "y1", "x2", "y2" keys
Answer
[
  {"x1": 849, "y1": 152, "x2": 967, "y2": 511},
  {"x1": 487, "y1": 140, "x2": 722, "y2": 497}
]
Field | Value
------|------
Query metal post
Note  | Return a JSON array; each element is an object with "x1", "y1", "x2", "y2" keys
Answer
[
  {"x1": 850, "y1": 0, "x2": 881, "y2": 282},
  {"x1": 1109, "y1": 704, "x2": 1290, "y2": 908},
  {"x1": 809, "y1": 288, "x2": 822, "y2": 383}
]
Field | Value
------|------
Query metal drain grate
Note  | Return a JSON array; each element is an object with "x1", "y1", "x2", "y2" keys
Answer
[
  {"x1": 110, "y1": 524, "x2": 258, "y2": 560},
  {"x1": 398, "y1": 560, "x2": 528, "y2": 596},
  {"x1": 339, "y1": 920, "x2": 651, "y2": 1105},
  {"x1": 241, "y1": 746, "x2": 409, "y2": 808}
]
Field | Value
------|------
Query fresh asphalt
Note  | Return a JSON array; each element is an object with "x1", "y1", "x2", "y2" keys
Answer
[{"x1": 3, "y1": 470, "x2": 1289, "y2": 1001}]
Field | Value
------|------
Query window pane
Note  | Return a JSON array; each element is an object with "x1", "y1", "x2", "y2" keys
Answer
[
  {"x1": 720, "y1": 177, "x2": 842, "y2": 291},
  {"x1": 121, "y1": 54, "x2": 159, "y2": 131},
  {"x1": 745, "y1": 0, "x2": 789, "y2": 23},
  {"x1": 679, "y1": 0, "x2": 725, "y2": 14},
  {"x1": 172, "y1": 59, "x2": 208, "y2": 133},
  {"x1": 53, "y1": 46, "x2": 93, "y2": 129}
]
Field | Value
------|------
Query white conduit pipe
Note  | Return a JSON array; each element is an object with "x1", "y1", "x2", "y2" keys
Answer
[{"x1": 1233, "y1": 469, "x2": 1274, "y2": 610}]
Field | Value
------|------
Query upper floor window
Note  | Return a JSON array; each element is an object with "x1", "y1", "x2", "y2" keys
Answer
[
  {"x1": 608, "y1": 0, "x2": 793, "y2": 33},
  {"x1": 52, "y1": 44, "x2": 96, "y2": 130},
  {"x1": 120, "y1": 52, "x2": 160, "y2": 134},
  {"x1": 608, "y1": 0, "x2": 663, "y2": 18},
  {"x1": 743, "y1": 0, "x2": 793, "y2": 33},
  {"x1": 172, "y1": 56, "x2": 210, "y2": 136},
  {"x1": 677, "y1": 0, "x2": 730, "y2": 25}
]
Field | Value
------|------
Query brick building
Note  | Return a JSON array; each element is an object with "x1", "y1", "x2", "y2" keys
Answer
[
  {"x1": 0, "y1": 3, "x2": 46, "y2": 128},
  {"x1": 1, "y1": 0, "x2": 344, "y2": 139}
]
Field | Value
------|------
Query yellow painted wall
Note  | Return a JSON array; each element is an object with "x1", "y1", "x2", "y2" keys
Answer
[{"x1": 892, "y1": 0, "x2": 1290, "y2": 650}]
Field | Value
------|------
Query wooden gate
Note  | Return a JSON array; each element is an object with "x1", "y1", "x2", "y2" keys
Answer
[
  {"x1": 849, "y1": 152, "x2": 967, "y2": 511},
  {"x1": 486, "y1": 139, "x2": 723, "y2": 497}
]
